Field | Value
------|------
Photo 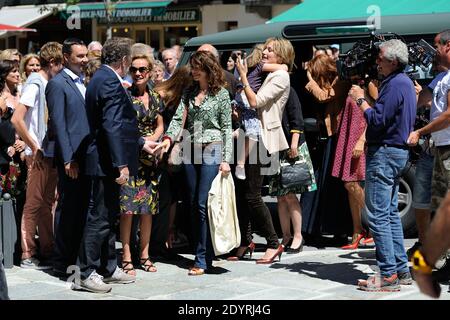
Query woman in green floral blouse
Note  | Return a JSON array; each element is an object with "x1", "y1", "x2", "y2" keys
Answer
[
  {"x1": 119, "y1": 54, "x2": 164, "y2": 275},
  {"x1": 157, "y1": 51, "x2": 232, "y2": 276}
]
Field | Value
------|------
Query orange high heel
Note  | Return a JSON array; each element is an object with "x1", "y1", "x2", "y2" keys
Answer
[
  {"x1": 361, "y1": 233, "x2": 374, "y2": 245},
  {"x1": 341, "y1": 232, "x2": 365, "y2": 250},
  {"x1": 256, "y1": 245, "x2": 284, "y2": 264},
  {"x1": 227, "y1": 242, "x2": 255, "y2": 261},
  {"x1": 342, "y1": 230, "x2": 373, "y2": 249}
]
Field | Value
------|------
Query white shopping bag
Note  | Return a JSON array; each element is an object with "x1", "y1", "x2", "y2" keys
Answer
[{"x1": 207, "y1": 172, "x2": 241, "y2": 255}]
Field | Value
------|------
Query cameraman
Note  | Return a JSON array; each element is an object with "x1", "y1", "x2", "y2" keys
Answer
[
  {"x1": 349, "y1": 39, "x2": 416, "y2": 291},
  {"x1": 407, "y1": 29, "x2": 450, "y2": 298}
]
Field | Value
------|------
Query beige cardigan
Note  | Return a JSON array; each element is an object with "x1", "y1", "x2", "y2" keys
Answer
[{"x1": 255, "y1": 70, "x2": 290, "y2": 154}]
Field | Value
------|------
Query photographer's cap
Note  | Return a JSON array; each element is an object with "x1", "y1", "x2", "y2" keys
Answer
[{"x1": 330, "y1": 44, "x2": 339, "y2": 50}]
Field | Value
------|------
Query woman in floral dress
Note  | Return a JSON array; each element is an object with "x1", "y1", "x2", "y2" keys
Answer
[{"x1": 119, "y1": 54, "x2": 164, "y2": 275}]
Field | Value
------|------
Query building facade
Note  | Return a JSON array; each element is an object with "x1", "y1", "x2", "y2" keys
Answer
[{"x1": 0, "y1": 0, "x2": 299, "y2": 52}]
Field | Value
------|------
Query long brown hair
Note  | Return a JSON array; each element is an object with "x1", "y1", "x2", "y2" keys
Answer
[
  {"x1": 308, "y1": 54, "x2": 337, "y2": 89},
  {"x1": 189, "y1": 51, "x2": 225, "y2": 95},
  {"x1": 154, "y1": 65, "x2": 192, "y2": 109},
  {"x1": 0, "y1": 60, "x2": 19, "y2": 96}
]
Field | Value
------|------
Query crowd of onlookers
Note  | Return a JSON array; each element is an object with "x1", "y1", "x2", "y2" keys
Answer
[{"x1": 0, "y1": 28, "x2": 450, "y2": 298}]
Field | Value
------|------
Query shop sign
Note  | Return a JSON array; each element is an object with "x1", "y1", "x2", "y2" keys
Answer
[
  {"x1": 97, "y1": 9, "x2": 200, "y2": 24},
  {"x1": 80, "y1": 7, "x2": 167, "y2": 19}
]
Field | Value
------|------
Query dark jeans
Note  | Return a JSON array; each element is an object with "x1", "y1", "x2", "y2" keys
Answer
[
  {"x1": 149, "y1": 169, "x2": 171, "y2": 255},
  {"x1": 0, "y1": 251, "x2": 9, "y2": 300},
  {"x1": 184, "y1": 144, "x2": 221, "y2": 270},
  {"x1": 233, "y1": 172, "x2": 252, "y2": 247},
  {"x1": 77, "y1": 177, "x2": 119, "y2": 279},
  {"x1": 243, "y1": 161, "x2": 279, "y2": 249},
  {"x1": 54, "y1": 164, "x2": 90, "y2": 270}
]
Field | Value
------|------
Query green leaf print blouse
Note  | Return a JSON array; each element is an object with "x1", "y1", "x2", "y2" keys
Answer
[{"x1": 165, "y1": 87, "x2": 232, "y2": 163}]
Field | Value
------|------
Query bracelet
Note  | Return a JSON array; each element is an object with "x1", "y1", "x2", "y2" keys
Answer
[
  {"x1": 162, "y1": 136, "x2": 171, "y2": 142},
  {"x1": 412, "y1": 250, "x2": 433, "y2": 274},
  {"x1": 242, "y1": 83, "x2": 250, "y2": 89}
]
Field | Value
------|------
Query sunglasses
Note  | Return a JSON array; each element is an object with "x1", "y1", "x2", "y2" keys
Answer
[{"x1": 130, "y1": 66, "x2": 150, "y2": 74}]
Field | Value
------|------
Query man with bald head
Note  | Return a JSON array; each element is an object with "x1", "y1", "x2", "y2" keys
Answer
[{"x1": 197, "y1": 43, "x2": 238, "y2": 99}]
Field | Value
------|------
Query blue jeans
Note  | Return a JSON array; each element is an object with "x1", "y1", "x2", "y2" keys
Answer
[
  {"x1": 184, "y1": 144, "x2": 221, "y2": 270},
  {"x1": 365, "y1": 146, "x2": 409, "y2": 277}
]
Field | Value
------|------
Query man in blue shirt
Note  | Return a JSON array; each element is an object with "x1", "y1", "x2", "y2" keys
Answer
[{"x1": 349, "y1": 39, "x2": 416, "y2": 292}]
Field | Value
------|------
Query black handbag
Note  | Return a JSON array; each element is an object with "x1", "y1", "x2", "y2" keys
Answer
[{"x1": 279, "y1": 157, "x2": 312, "y2": 189}]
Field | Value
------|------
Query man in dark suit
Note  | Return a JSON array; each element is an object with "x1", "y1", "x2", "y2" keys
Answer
[
  {"x1": 72, "y1": 37, "x2": 156, "y2": 293},
  {"x1": 46, "y1": 38, "x2": 90, "y2": 275}
]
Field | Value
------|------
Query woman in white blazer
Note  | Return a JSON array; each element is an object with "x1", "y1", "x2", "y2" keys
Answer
[{"x1": 233, "y1": 37, "x2": 295, "y2": 264}]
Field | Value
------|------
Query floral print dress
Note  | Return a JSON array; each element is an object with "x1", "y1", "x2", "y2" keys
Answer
[{"x1": 119, "y1": 88, "x2": 163, "y2": 215}]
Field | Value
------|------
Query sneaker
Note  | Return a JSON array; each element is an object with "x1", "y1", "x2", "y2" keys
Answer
[
  {"x1": 358, "y1": 274, "x2": 401, "y2": 292},
  {"x1": 406, "y1": 241, "x2": 422, "y2": 261},
  {"x1": 72, "y1": 271, "x2": 112, "y2": 293},
  {"x1": 20, "y1": 257, "x2": 52, "y2": 270},
  {"x1": 398, "y1": 271, "x2": 413, "y2": 285},
  {"x1": 103, "y1": 267, "x2": 136, "y2": 284},
  {"x1": 235, "y1": 166, "x2": 246, "y2": 180}
]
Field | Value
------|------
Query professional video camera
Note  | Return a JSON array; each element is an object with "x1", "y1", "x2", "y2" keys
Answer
[
  {"x1": 406, "y1": 39, "x2": 437, "y2": 79},
  {"x1": 338, "y1": 33, "x2": 436, "y2": 83}
]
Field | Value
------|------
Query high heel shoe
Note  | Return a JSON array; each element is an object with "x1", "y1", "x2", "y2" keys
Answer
[
  {"x1": 256, "y1": 245, "x2": 284, "y2": 264},
  {"x1": 282, "y1": 237, "x2": 293, "y2": 248},
  {"x1": 227, "y1": 242, "x2": 255, "y2": 261},
  {"x1": 341, "y1": 230, "x2": 371, "y2": 250},
  {"x1": 361, "y1": 232, "x2": 374, "y2": 245},
  {"x1": 287, "y1": 239, "x2": 305, "y2": 254}
]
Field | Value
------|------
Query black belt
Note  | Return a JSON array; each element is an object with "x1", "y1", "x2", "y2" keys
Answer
[{"x1": 367, "y1": 143, "x2": 409, "y2": 150}]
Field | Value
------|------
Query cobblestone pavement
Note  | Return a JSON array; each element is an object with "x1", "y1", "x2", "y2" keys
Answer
[{"x1": 4, "y1": 238, "x2": 450, "y2": 301}]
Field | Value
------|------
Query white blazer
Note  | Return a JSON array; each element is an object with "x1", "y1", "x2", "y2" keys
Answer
[{"x1": 255, "y1": 70, "x2": 290, "y2": 154}]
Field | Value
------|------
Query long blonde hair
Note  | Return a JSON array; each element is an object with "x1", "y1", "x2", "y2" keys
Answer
[
  {"x1": 20, "y1": 53, "x2": 40, "y2": 81},
  {"x1": 264, "y1": 37, "x2": 295, "y2": 72},
  {"x1": 246, "y1": 44, "x2": 264, "y2": 68},
  {"x1": 0, "y1": 49, "x2": 21, "y2": 61}
]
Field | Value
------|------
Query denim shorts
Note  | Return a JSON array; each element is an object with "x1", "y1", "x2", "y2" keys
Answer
[
  {"x1": 412, "y1": 151, "x2": 434, "y2": 209},
  {"x1": 431, "y1": 145, "x2": 450, "y2": 211}
]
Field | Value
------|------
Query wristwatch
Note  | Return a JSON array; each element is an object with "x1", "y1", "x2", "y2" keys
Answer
[
  {"x1": 412, "y1": 250, "x2": 433, "y2": 274},
  {"x1": 356, "y1": 97, "x2": 366, "y2": 107}
]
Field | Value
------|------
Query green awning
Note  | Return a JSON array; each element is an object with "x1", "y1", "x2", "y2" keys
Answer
[
  {"x1": 74, "y1": 1, "x2": 172, "y2": 19},
  {"x1": 269, "y1": 0, "x2": 450, "y2": 23}
]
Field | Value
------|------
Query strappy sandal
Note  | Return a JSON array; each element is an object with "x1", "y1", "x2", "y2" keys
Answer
[
  {"x1": 122, "y1": 260, "x2": 136, "y2": 276},
  {"x1": 188, "y1": 267, "x2": 205, "y2": 276},
  {"x1": 140, "y1": 257, "x2": 157, "y2": 272}
]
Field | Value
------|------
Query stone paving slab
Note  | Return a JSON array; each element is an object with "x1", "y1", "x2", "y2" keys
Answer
[
  {"x1": 4, "y1": 238, "x2": 450, "y2": 300},
  {"x1": 8, "y1": 281, "x2": 68, "y2": 300}
]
